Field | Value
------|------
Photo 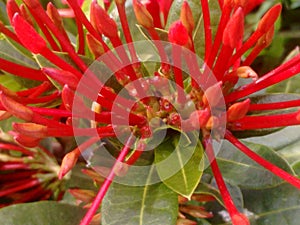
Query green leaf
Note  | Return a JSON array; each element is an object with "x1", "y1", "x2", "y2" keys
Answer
[
  {"x1": 243, "y1": 183, "x2": 300, "y2": 225},
  {"x1": 101, "y1": 167, "x2": 178, "y2": 225},
  {"x1": 155, "y1": 131, "x2": 204, "y2": 198},
  {"x1": 0, "y1": 201, "x2": 86, "y2": 225},
  {"x1": 215, "y1": 141, "x2": 294, "y2": 189}
]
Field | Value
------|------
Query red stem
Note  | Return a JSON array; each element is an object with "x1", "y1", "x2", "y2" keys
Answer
[
  {"x1": 213, "y1": 45, "x2": 234, "y2": 81},
  {"x1": 0, "y1": 58, "x2": 47, "y2": 81},
  {"x1": 80, "y1": 134, "x2": 134, "y2": 225},
  {"x1": 0, "y1": 143, "x2": 34, "y2": 156},
  {"x1": 206, "y1": 2, "x2": 232, "y2": 68},
  {"x1": 0, "y1": 179, "x2": 40, "y2": 198},
  {"x1": 249, "y1": 99, "x2": 300, "y2": 111},
  {"x1": 200, "y1": 0, "x2": 212, "y2": 61},
  {"x1": 230, "y1": 111, "x2": 300, "y2": 130},
  {"x1": 115, "y1": 3, "x2": 139, "y2": 63},
  {"x1": 225, "y1": 130, "x2": 300, "y2": 189},
  {"x1": 241, "y1": 44, "x2": 264, "y2": 66},
  {"x1": 172, "y1": 45, "x2": 186, "y2": 104},
  {"x1": 203, "y1": 137, "x2": 239, "y2": 219},
  {"x1": 76, "y1": 18, "x2": 85, "y2": 55},
  {"x1": 0, "y1": 22, "x2": 22, "y2": 44}
]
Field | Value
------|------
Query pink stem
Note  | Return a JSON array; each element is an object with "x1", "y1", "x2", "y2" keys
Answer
[
  {"x1": 225, "y1": 130, "x2": 300, "y2": 189},
  {"x1": 80, "y1": 134, "x2": 134, "y2": 225},
  {"x1": 0, "y1": 143, "x2": 34, "y2": 156}
]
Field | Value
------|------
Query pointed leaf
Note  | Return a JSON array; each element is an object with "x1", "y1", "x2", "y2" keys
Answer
[
  {"x1": 155, "y1": 131, "x2": 204, "y2": 198},
  {"x1": 101, "y1": 167, "x2": 178, "y2": 225},
  {"x1": 243, "y1": 183, "x2": 300, "y2": 224},
  {"x1": 215, "y1": 141, "x2": 294, "y2": 189}
]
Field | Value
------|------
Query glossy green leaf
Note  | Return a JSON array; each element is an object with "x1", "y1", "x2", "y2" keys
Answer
[
  {"x1": 155, "y1": 131, "x2": 204, "y2": 198},
  {"x1": 0, "y1": 201, "x2": 86, "y2": 225},
  {"x1": 101, "y1": 167, "x2": 178, "y2": 225},
  {"x1": 243, "y1": 183, "x2": 300, "y2": 225},
  {"x1": 215, "y1": 141, "x2": 294, "y2": 189}
]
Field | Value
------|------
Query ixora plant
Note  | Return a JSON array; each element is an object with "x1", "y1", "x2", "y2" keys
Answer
[{"x1": 0, "y1": 0, "x2": 300, "y2": 224}]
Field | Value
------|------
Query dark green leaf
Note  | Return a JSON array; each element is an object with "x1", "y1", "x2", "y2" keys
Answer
[
  {"x1": 155, "y1": 131, "x2": 204, "y2": 198},
  {"x1": 0, "y1": 201, "x2": 86, "y2": 225},
  {"x1": 243, "y1": 183, "x2": 300, "y2": 225},
  {"x1": 215, "y1": 141, "x2": 294, "y2": 189},
  {"x1": 101, "y1": 167, "x2": 178, "y2": 225}
]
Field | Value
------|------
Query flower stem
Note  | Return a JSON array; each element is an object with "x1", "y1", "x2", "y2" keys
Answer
[
  {"x1": 80, "y1": 134, "x2": 134, "y2": 225},
  {"x1": 203, "y1": 137, "x2": 241, "y2": 221}
]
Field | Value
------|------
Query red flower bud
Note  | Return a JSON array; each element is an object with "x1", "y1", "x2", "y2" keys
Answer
[
  {"x1": 42, "y1": 68, "x2": 80, "y2": 90},
  {"x1": 202, "y1": 81, "x2": 223, "y2": 108},
  {"x1": 205, "y1": 116, "x2": 219, "y2": 130},
  {"x1": 7, "y1": 0, "x2": 20, "y2": 24},
  {"x1": 236, "y1": 66, "x2": 258, "y2": 80},
  {"x1": 257, "y1": 3, "x2": 282, "y2": 33},
  {"x1": 0, "y1": 92, "x2": 33, "y2": 121},
  {"x1": 86, "y1": 33, "x2": 105, "y2": 58},
  {"x1": 133, "y1": 0, "x2": 154, "y2": 29},
  {"x1": 69, "y1": 188, "x2": 96, "y2": 203},
  {"x1": 12, "y1": 13, "x2": 47, "y2": 54},
  {"x1": 257, "y1": 25, "x2": 275, "y2": 48},
  {"x1": 222, "y1": 7, "x2": 244, "y2": 49},
  {"x1": 189, "y1": 109, "x2": 210, "y2": 129},
  {"x1": 58, "y1": 149, "x2": 80, "y2": 179},
  {"x1": 227, "y1": 99, "x2": 250, "y2": 122},
  {"x1": 13, "y1": 133, "x2": 41, "y2": 148},
  {"x1": 13, "y1": 123, "x2": 48, "y2": 139},
  {"x1": 180, "y1": 1, "x2": 195, "y2": 35},
  {"x1": 62, "y1": 85, "x2": 75, "y2": 111},
  {"x1": 91, "y1": 1, "x2": 118, "y2": 38},
  {"x1": 168, "y1": 21, "x2": 190, "y2": 46}
]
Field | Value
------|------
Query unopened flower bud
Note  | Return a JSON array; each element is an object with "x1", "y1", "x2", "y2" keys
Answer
[
  {"x1": 86, "y1": 34, "x2": 105, "y2": 58},
  {"x1": 91, "y1": 1, "x2": 118, "y2": 38},
  {"x1": 133, "y1": 0, "x2": 154, "y2": 29},
  {"x1": 257, "y1": 3, "x2": 281, "y2": 33},
  {"x1": 223, "y1": 7, "x2": 244, "y2": 49},
  {"x1": 7, "y1": 0, "x2": 20, "y2": 24},
  {"x1": 13, "y1": 133, "x2": 41, "y2": 148},
  {"x1": 0, "y1": 92, "x2": 33, "y2": 121},
  {"x1": 69, "y1": 188, "x2": 96, "y2": 203},
  {"x1": 0, "y1": 111, "x2": 11, "y2": 121},
  {"x1": 257, "y1": 25, "x2": 275, "y2": 48},
  {"x1": 12, "y1": 13, "x2": 47, "y2": 54},
  {"x1": 62, "y1": 85, "x2": 75, "y2": 111},
  {"x1": 58, "y1": 149, "x2": 80, "y2": 179},
  {"x1": 202, "y1": 82, "x2": 223, "y2": 108},
  {"x1": 236, "y1": 66, "x2": 258, "y2": 80},
  {"x1": 205, "y1": 116, "x2": 219, "y2": 130},
  {"x1": 42, "y1": 68, "x2": 79, "y2": 90},
  {"x1": 47, "y1": 3, "x2": 64, "y2": 30},
  {"x1": 189, "y1": 109, "x2": 210, "y2": 129},
  {"x1": 180, "y1": 1, "x2": 195, "y2": 35},
  {"x1": 168, "y1": 21, "x2": 190, "y2": 46},
  {"x1": 227, "y1": 99, "x2": 250, "y2": 122},
  {"x1": 13, "y1": 122, "x2": 48, "y2": 138}
]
